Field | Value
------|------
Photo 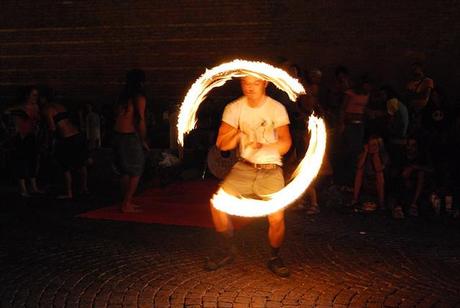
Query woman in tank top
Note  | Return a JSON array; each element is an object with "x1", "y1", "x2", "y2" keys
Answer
[
  {"x1": 42, "y1": 94, "x2": 89, "y2": 199},
  {"x1": 5, "y1": 86, "x2": 43, "y2": 197}
]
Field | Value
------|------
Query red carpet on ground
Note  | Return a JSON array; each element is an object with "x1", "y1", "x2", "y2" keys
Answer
[{"x1": 79, "y1": 178, "x2": 249, "y2": 228}]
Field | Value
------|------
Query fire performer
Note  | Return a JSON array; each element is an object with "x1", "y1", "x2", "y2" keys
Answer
[{"x1": 205, "y1": 75, "x2": 292, "y2": 277}]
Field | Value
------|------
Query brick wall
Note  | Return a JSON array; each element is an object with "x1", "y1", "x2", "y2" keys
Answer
[{"x1": 1, "y1": 0, "x2": 459, "y2": 111}]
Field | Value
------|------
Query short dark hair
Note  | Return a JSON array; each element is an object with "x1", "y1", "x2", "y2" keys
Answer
[
  {"x1": 16, "y1": 85, "x2": 38, "y2": 103},
  {"x1": 380, "y1": 85, "x2": 399, "y2": 100}
]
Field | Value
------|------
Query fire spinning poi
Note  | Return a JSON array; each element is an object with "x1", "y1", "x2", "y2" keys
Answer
[{"x1": 177, "y1": 59, "x2": 327, "y2": 217}]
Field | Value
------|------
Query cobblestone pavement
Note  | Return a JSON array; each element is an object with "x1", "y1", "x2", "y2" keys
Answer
[{"x1": 1, "y1": 190, "x2": 460, "y2": 308}]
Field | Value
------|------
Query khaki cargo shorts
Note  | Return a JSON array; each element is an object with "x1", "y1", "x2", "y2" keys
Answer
[{"x1": 221, "y1": 161, "x2": 284, "y2": 199}]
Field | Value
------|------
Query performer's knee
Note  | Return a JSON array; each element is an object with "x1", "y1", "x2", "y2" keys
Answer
[{"x1": 268, "y1": 210, "x2": 285, "y2": 227}]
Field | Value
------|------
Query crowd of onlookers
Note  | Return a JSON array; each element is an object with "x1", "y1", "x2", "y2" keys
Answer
[
  {"x1": 275, "y1": 60, "x2": 460, "y2": 220},
  {"x1": 0, "y1": 85, "x2": 101, "y2": 199},
  {"x1": 0, "y1": 61, "x2": 459, "y2": 220}
]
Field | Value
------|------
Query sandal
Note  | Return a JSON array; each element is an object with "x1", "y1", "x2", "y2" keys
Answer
[
  {"x1": 306, "y1": 204, "x2": 320, "y2": 215},
  {"x1": 362, "y1": 202, "x2": 377, "y2": 212},
  {"x1": 267, "y1": 256, "x2": 290, "y2": 277},
  {"x1": 204, "y1": 249, "x2": 235, "y2": 271},
  {"x1": 392, "y1": 207, "x2": 405, "y2": 219},
  {"x1": 346, "y1": 200, "x2": 359, "y2": 208},
  {"x1": 409, "y1": 204, "x2": 418, "y2": 217}
]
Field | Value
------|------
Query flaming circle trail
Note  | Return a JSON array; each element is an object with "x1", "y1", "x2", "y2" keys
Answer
[{"x1": 177, "y1": 59, "x2": 327, "y2": 217}]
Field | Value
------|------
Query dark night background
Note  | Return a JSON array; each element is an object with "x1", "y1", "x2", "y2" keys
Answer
[
  {"x1": 1, "y1": 2, "x2": 460, "y2": 307},
  {"x1": 1, "y1": 1, "x2": 459, "y2": 111}
]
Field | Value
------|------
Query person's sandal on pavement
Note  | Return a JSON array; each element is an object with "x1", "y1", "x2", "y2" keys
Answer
[
  {"x1": 362, "y1": 201, "x2": 377, "y2": 212},
  {"x1": 267, "y1": 257, "x2": 290, "y2": 277},
  {"x1": 306, "y1": 204, "x2": 320, "y2": 215},
  {"x1": 392, "y1": 206, "x2": 405, "y2": 219},
  {"x1": 409, "y1": 204, "x2": 419, "y2": 217},
  {"x1": 204, "y1": 249, "x2": 235, "y2": 271}
]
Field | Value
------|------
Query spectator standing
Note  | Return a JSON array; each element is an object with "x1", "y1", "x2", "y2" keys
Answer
[
  {"x1": 405, "y1": 62, "x2": 434, "y2": 135},
  {"x1": 381, "y1": 86, "x2": 409, "y2": 169},
  {"x1": 294, "y1": 68, "x2": 326, "y2": 214},
  {"x1": 5, "y1": 86, "x2": 43, "y2": 197},
  {"x1": 42, "y1": 98, "x2": 89, "y2": 199},
  {"x1": 85, "y1": 103, "x2": 101, "y2": 152},
  {"x1": 327, "y1": 65, "x2": 353, "y2": 129},
  {"x1": 335, "y1": 77, "x2": 370, "y2": 188},
  {"x1": 350, "y1": 135, "x2": 388, "y2": 211},
  {"x1": 112, "y1": 69, "x2": 149, "y2": 213}
]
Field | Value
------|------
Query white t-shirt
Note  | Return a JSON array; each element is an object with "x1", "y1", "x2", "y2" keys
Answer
[{"x1": 222, "y1": 96, "x2": 290, "y2": 165}]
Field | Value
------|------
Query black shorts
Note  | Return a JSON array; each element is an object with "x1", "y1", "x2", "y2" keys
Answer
[
  {"x1": 10, "y1": 133, "x2": 39, "y2": 179},
  {"x1": 55, "y1": 134, "x2": 88, "y2": 171}
]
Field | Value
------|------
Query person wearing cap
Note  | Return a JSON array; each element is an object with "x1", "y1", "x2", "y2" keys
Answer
[{"x1": 381, "y1": 86, "x2": 409, "y2": 170}]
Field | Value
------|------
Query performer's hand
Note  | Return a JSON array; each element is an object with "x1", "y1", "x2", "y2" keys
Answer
[{"x1": 247, "y1": 141, "x2": 263, "y2": 149}]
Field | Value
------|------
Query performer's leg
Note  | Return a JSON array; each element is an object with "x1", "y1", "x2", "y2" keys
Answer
[
  {"x1": 210, "y1": 204, "x2": 233, "y2": 233},
  {"x1": 205, "y1": 163, "x2": 252, "y2": 271},
  {"x1": 267, "y1": 210, "x2": 285, "y2": 248},
  {"x1": 205, "y1": 205, "x2": 236, "y2": 271},
  {"x1": 305, "y1": 186, "x2": 320, "y2": 214},
  {"x1": 267, "y1": 210, "x2": 289, "y2": 277}
]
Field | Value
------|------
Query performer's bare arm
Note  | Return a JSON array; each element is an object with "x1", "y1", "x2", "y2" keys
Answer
[
  {"x1": 216, "y1": 121, "x2": 241, "y2": 151},
  {"x1": 264, "y1": 125, "x2": 292, "y2": 155}
]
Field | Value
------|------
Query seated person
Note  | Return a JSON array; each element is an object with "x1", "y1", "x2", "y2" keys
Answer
[
  {"x1": 382, "y1": 86, "x2": 409, "y2": 170},
  {"x1": 350, "y1": 134, "x2": 388, "y2": 211},
  {"x1": 388, "y1": 136, "x2": 432, "y2": 219}
]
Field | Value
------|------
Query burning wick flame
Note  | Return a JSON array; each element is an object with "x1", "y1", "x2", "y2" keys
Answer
[
  {"x1": 177, "y1": 59, "x2": 305, "y2": 146},
  {"x1": 177, "y1": 59, "x2": 327, "y2": 217}
]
